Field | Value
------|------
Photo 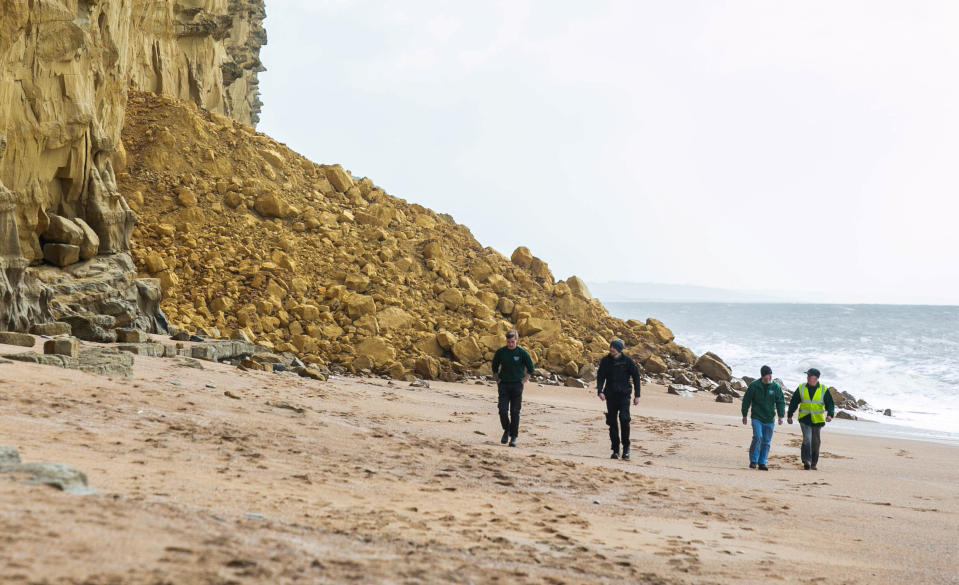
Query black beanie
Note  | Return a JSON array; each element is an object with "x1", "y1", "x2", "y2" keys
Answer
[
  {"x1": 760, "y1": 365, "x2": 773, "y2": 376},
  {"x1": 610, "y1": 339, "x2": 625, "y2": 352}
]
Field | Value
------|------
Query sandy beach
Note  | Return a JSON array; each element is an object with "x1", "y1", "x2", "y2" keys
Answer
[{"x1": 1, "y1": 340, "x2": 957, "y2": 585}]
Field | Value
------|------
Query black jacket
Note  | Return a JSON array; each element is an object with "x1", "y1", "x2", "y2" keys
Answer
[{"x1": 596, "y1": 354, "x2": 641, "y2": 398}]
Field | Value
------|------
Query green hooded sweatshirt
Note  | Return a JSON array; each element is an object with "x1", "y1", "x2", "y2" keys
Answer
[{"x1": 741, "y1": 379, "x2": 786, "y2": 424}]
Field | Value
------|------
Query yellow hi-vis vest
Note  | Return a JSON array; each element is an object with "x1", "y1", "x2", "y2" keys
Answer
[{"x1": 798, "y1": 383, "x2": 827, "y2": 424}]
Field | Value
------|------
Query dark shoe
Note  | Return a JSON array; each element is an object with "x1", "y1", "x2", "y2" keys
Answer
[
  {"x1": 610, "y1": 452, "x2": 619, "y2": 460},
  {"x1": 501, "y1": 430, "x2": 510, "y2": 444},
  {"x1": 810, "y1": 465, "x2": 817, "y2": 471},
  {"x1": 803, "y1": 462, "x2": 811, "y2": 470},
  {"x1": 622, "y1": 451, "x2": 630, "y2": 460},
  {"x1": 749, "y1": 462, "x2": 757, "y2": 469},
  {"x1": 758, "y1": 464, "x2": 769, "y2": 471},
  {"x1": 509, "y1": 437, "x2": 517, "y2": 448}
]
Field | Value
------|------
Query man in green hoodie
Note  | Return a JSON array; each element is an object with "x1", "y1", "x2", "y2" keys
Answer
[
  {"x1": 491, "y1": 329, "x2": 535, "y2": 447},
  {"x1": 741, "y1": 365, "x2": 785, "y2": 470}
]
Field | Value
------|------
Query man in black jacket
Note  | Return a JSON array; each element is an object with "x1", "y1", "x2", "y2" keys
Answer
[{"x1": 597, "y1": 339, "x2": 642, "y2": 460}]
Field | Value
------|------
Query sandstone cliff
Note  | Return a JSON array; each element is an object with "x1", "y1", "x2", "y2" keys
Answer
[
  {"x1": 120, "y1": 92, "x2": 699, "y2": 381},
  {"x1": 0, "y1": 0, "x2": 266, "y2": 330}
]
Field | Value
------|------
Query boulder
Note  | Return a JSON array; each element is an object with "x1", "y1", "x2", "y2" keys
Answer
[
  {"x1": 883, "y1": 408, "x2": 892, "y2": 417},
  {"x1": 486, "y1": 274, "x2": 511, "y2": 294},
  {"x1": 30, "y1": 322, "x2": 72, "y2": 336},
  {"x1": 712, "y1": 381, "x2": 741, "y2": 398},
  {"x1": 0, "y1": 459, "x2": 95, "y2": 496},
  {"x1": 646, "y1": 318, "x2": 675, "y2": 344},
  {"x1": 355, "y1": 337, "x2": 396, "y2": 368},
  {"x1": 345, "y1": 294, "x2": 376, "y2": 319},
  {"x1": 117, "y1": 343, "x2": 165, "y2": 357},
  {"x1": 529, "y1": 257, "x2": 553, "y2": 281},
  {"x1": 435, "y1": 331, "x2": 457, "y2": 351},
  {"x1": 438, "y1": 288, "x2": 464, "y2": 310},
  {"x1": 116, "y1": 328, "x2": 149, "y2": 343},
  {"x1": 0, "y1": 332, "x2": 35, "y2": 347},
  {"x1": 254, "y1": 193, "x2": 294, "y2": 218},
  {"x1": 376, "y1": 307, "x2": 413, "y2": 331},
  {"x1": 643, "y1": 355, "x2": 667, "y2": 375},
  {"x1": 43, "y1": 337, "x2": 79, "y2": 358},
  {"x1": 667, "y1": 384, "x2": 697, "y2": 397},
  {"x1": 510, "y1": 246, "x2": 533, "y2": 268},
  {"x1": 43, "y1": 243, "x2": 81, "y2": 267},
  {"x1": 74, "y1": 218, "x2": 100, "y2": 260},
  {"x1": 517, "y1": 317, "x2": 561, "y2": 337},
  {"x1": 42, "y1": 214, "x2": 84, "y2": 245},
  {"x1": 422, "y1": 240, "x2": 444, "y2": 260},
  {"x1": 694, "y1": 352, "x2": 732, "y2": 382},
  {"x1": 452, "y1": 337, "x2": 484, "y2": 364},
  {"x1": 715, "y1": 394, "x2": 734, "y2": 403},
  {"x1": 62, "y1": 315, "x2": 117, "y2": 343},
  {"x1": 564, "y1": 276, "x2": 592, "y2": 299},
  {"x1": 414, "y1": 356, "x2": 440, "y2": 380},
  {"x1": 564, "y1": 377, "x2": 587, "y2": 388},
  {"x1": 325, "y1": 165, "x2": 354, "y2": 192},
  {"x1": 834, "y1": 410, "x2": 857, "y2": 420}
]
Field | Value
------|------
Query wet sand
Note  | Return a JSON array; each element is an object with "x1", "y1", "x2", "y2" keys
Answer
[{"x1": 1, "y1": 344, "x2": 957, "y2": 584}]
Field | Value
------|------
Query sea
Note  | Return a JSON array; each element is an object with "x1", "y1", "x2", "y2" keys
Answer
[{"x1": 605, "y1": 302, "x2": 959, "y2": 437}]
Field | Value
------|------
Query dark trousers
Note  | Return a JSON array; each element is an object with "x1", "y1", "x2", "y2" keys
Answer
[
  {"x1": 606, "y1": 393, "x2": 631, "y2": 452},
  {"x1": 497, "y1": 381, "x2": 524, "y2": 438},
  {"x1": 800, "y1": 422, "x2": 823, "y2": 466}
]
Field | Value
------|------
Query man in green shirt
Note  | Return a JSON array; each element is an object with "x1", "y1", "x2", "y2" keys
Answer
[
  {"x1": 491, "y1": 329, "x2": 535, "y2": 447},
  {"x1": 741, "y1": 365, "x2": 785, "y2": 470}
]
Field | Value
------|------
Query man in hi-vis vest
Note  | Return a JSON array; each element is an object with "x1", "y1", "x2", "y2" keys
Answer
[{"x1": 787, "y1": 368, "x2": 835, "y2": 470}]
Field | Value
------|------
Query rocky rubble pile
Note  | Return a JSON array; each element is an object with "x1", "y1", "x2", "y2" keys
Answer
[{"x1": 119, "y1": 92, "x2": 708, "y2": 382}]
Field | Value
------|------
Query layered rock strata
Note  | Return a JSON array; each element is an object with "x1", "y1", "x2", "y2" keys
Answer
[{"x1": 0, "y1": 0, "x2": 266, "y2": 331}]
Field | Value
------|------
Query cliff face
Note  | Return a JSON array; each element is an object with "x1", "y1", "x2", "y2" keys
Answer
[{"x1": 0, "y1": 0, "x2": 265, "y2": 331}]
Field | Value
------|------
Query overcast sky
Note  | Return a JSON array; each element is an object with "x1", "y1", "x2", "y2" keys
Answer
[{"x1": 258, "y1": 1, "x2": 959, "y2": 305}]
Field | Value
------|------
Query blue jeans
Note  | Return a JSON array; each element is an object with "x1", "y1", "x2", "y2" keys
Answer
[{"x1": 749, "y1": 419, "x2": 775, "y2": 465}]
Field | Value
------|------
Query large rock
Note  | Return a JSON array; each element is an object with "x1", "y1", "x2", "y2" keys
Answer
[
  {"x1": 414, "y1": 356, "x2": 440, "y2": 380},
  {"x1": 517, "y1": 317, "x2": 561, "y2": 337},
  {"x1": 355, "y1": 337, "x2": 396, "y2": 368},
  {"x1": 325, "y1": 165, "x2": 354, "y2": 193},
  {"x1": 694, "y1": 352, "x2": 732, "y2": 382},
  {"x1": 0, "y1": 449, "x2": 95, "y2": 496},
  {"x1": 667, "y1": 384, "x2": 697, "y2": 397},
  {"x1": 510, "y1": 247, "x2": 533, "y2": 268},
  {"x1": 44, "y1": 337, "x2": 79, "y2": 359},
  {"x1": 646, "y1": 318, "x2": 675, "y2": 344},
  {"x1": 377, "y1": 307, "x2": 413, "y2": 331},
  {"x1": 345, "y1": 294, "x2": 377, "y2": 319},
  {"x1": 254, "y1": 193, "x2": 295, "y2": 219},
  {"x1": 0, "y1": 331, "x2": 34, "y2": 347},
  {"x1": 116, "y1": 328, "x2": 149, "y2": 343},
  {"x1": 42, "y1": 215, "x2": 84, "y2": 246},
  {"x1": 43, "y1": 244, "x2": 80, "y2": 267},
  {"x1": 74, "y1": 218, "x2": 100, "y2": 260},
  {"x1": 565, "y1": 276, "x2": 592, "y2": 299},
  {"x1": 643, "y1": 355, "x2": 667, "y2": 375},
  {"x1": 451, "y1": 337, "x2": 484, "y2": 364},
  {"x1": 437, "y1": 288, "x2": 464, "y2": 310},
  {"x1": 62, "y1": 315, "x2": 117, "y2": 343},
  {"x1": 30, "y1": 322, "x2": 71, "y2": 336},
  {"x1": 435, "y1": 331, "x2": 458, "y2": 351}
]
